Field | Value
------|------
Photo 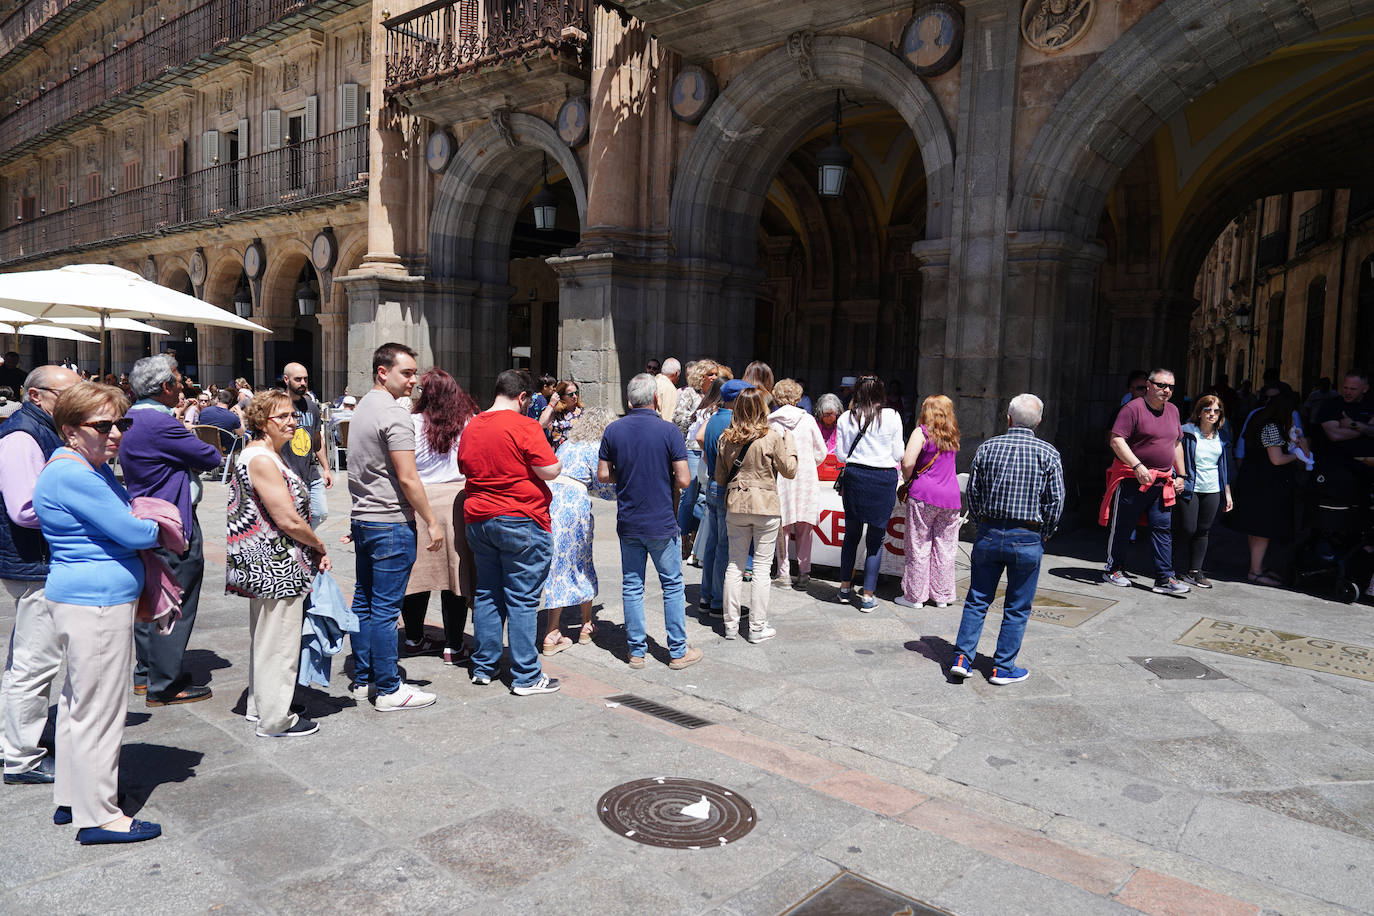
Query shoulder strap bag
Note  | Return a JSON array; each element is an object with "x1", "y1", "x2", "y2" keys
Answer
[
  {"x1": 833, "y1": 418, "x2": 874, "y2": 495},
  {"x1": 725, "y1": 438, "x2": 755, "y2": 486},
  {"x1": 897, "y1": 448, "x2": 939, "y2": 504}
]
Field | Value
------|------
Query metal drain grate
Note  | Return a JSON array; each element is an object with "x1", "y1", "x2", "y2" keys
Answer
[
  {"x1": 1130, "y1": 655, "x2": 1229, "y2": 680},
  {"x1": 605, "y1": 694, "x2": 713, "y2": 729}
]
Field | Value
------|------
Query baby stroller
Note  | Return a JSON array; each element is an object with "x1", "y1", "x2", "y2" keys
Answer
[{"x1": 1291, "y1": 463, "x2": 1373, "y2": 604}]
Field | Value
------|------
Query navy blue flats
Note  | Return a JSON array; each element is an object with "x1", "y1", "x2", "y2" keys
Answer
[{"x1": 75, "y1": 819, "x2": 162, "y2": 845}]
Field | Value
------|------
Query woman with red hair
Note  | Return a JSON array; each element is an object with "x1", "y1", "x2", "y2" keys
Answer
[
  {"x1": 896, "y1": 395, "x2": 962, "y2": 608},
  {"x1": 401, "y1": 368, "x2": 479, "y2": 663}
]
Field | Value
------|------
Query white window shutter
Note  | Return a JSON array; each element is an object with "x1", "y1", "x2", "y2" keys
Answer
[
  {"x1": 304, "y1": 95, "x2": 318, "y2": 139},
  {"x1": 338, "y1": 83, "x2": 359, "y2": 128},
  {"x1": 202, "y1": 130, "x2": 219, "y2": 168},
  {"x1": 266, "y1": 109, "x2": 282, "y2": 150},
  {"x1": 237, "y1": 118, "x2": 249, "y2": 158}
]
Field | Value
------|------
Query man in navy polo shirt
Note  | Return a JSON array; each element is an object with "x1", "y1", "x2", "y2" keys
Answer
[{"x1": 598, "y1": 373, "x2": 701, "y2": 671}]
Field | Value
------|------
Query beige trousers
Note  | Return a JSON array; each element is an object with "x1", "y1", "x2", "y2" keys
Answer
[
  {"x1": 246, "y1": 595, "x2": 306, "y2": 735},
  {"x1": 2, "y1": 580, "x2": 60, "y2": 774},
  {"x1": 50, "y1": 600, "x2": 135, "y2": 828},
  {"x1": 724, "y1": 512, "x2": 781, "y2": 634}
]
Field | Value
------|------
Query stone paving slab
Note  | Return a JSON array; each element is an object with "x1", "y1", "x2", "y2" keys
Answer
[{"x1": 2, "y1": 482, "x2": 1373, "y2": 914}]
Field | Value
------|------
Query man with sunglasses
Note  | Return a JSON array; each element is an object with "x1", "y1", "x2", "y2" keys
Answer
[
  {"x1": 1104, "y1": 368, "x2": 1190, "y2": 595},
  {"x1": 120, "y1": 354, "x2": 222, "y2": 706},
  {"x1": 0, "y1": 365, "x2": 79, "y2": 784}
]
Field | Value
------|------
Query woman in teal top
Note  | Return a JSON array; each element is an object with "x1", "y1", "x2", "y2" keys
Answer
[{"x1": 32, "y1": 382, "x2": 162, "y2": 845}]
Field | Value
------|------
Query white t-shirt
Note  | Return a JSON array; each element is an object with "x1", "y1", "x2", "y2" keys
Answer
[
  {"x1": 835, "y1": 408, "x2": 904, "y2": 469},
  {"x1": 412, "y1": 413, "x2": 464, "y2": 486}
]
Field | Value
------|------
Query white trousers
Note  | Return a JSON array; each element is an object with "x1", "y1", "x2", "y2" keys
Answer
[
  {"x1": 1, "y1": 579, "x2": 60, "y2": 774},
  {"x1": 247, "y1": 596, "x2": 306, "y2": 734},
  {"x1": 51, "y1": 600, "x2": 135, "y2": 828},
  {"x1": 724, "y1": 513, "x2": 780, "y2": 634}
]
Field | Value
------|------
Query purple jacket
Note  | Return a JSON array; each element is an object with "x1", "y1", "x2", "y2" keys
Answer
[{"x1": 119, "y1": 402, "x2": 221, "y2": 535}]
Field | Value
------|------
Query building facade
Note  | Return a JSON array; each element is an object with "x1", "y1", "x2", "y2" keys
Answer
[
  {"x1": 4, "y1": 0, "x2": 1374, "y2": 480},
  {"x1": 1190, "y1": 189, "x2": 1374, "y2": 398}
]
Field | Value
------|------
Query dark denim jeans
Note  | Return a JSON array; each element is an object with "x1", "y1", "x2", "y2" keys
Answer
[
  {"x1": 619, "y1": 535, "x2": 688, "y2": 659},
  {"x1": 1106, "y1": 480, "x2": 1174, "y2": 580},
  {"x1": 467, "y1": 515, "x2": 551, "y2": 688},
  {"x1": 954, "y1": 524, "x2": 1044, "y2": 671},
  {"x1": 677, "y1": 453, "x2": 706, "y2": 538},
  {"x1": 698, "y1": 482, "x2": 729, "y2": 609},
  {"x1": 349, "y1": 520, "x2": 417, "y2": 695}
]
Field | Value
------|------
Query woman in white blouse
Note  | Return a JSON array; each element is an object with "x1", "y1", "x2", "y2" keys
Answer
[
  {"x1": 400, "y1": 369, "x2": 478, "y2": 663},
  {"x1": 834, "y1": 376, "x2": 905, "y2": 611}
]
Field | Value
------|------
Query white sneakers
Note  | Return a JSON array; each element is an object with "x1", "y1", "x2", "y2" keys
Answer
[{"x1": 374, "y1": 683, "x2": 437, "y2": 711}]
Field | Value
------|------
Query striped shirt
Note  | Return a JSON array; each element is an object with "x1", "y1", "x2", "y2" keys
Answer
[{"x1": 966, "y1": 427, "x2": 1065, "y2": 537}]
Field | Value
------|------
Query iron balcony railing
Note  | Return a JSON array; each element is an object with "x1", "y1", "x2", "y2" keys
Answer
[
  {"x1": 0, "y1": 124, "x2": 367, "y2": 266},
  {"x1": 384, "y1": 0, "x2": 589, "y2": 90},
  {"x1": 1254, "y1": 230, "x2": 1288, "y2": 272},
  {"x1": 0, "y1": 0, "x2": 91, "y2": 63},
  {"x1": 0, "y1": 0, "x2": 312, "y2": 157},
  {"x1": 1294, "y1": 200, "x2": 1331, "y2": 255}
]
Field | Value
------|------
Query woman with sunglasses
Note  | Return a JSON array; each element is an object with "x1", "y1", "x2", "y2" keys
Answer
[
  {"x1": 540, "y1": 380, "x2": 583, "y2": 449},
  {"x1": 225, "y1": 390, "x2": 331, "y2": 738},
  {"x1": 32, "y1": 383, "x2": 162, "y2": 843},
  {"x1": 1177, "y1": 395, "x2": 1233, "y2": 588}
]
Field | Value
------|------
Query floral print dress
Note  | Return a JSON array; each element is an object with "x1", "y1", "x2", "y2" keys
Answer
[{"x1": 541, "y1": 439, "x2": 616, "y2": 609}]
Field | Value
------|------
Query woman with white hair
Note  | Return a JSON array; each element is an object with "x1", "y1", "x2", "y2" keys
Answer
[
  {"x1": 769, "y1": 378, "x2": 825, "y2": 587},
  {"x1": 814, "y1": 393, "x2": 843, "y2": 456},
  {"x1": 541, "y1": 406, "x2": 617, "y2": 653}
]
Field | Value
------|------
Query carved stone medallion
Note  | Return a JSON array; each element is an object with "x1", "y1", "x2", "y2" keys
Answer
[
  {"x1": 670, "y1": 66, "x2": 717, "y2": 124},
  {"x1": 900, "y1": 2, "x2": 964, "y2": 77},
  {"x1": 556, "y1": 97, "x2": 589, "y2": 147},
  {"x1": 426, "y1": 129, "x2": 455, "y2": 173},
  {"x1": 1021, "y1": 0, "x2": 1094, "y2": 53},
  {"x1": 189, "y1": 249, "x2": 207, "y2": 286}
]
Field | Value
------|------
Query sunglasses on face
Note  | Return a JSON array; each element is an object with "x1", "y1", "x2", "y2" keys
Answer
[
  {"x1": 563, "y1": 391, "x2": 579, "y2": 398},
  {"x1": 1202, "y1": 407, "x2": 1221, "y2": 413},
  {"x1": 1149, "y1": 380, "x2": 1174, "y2": 390},
  {"x1": 82, "y1": 418, "x2": 134, "y2": 435}
]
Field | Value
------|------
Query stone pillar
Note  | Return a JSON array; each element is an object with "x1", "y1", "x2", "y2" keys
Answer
[
  {"x1": 938, "y1": 0, "x2": 1023, "y2": 447},
  {"x1": 337, "y1": 271, "x2": 433, "y2": 395},
  {"x1": 316, "y1": 311, "x2": 348, "y2": 403},
  {"x1": 359, "y1": 17, "x2": 412, "y2": 275},
  {"x1": 583, "y1": 8, "x2": 653, "y2": 242},
  {"x1": 196, "y1": 325, "x2": 232, "y2": 388}
]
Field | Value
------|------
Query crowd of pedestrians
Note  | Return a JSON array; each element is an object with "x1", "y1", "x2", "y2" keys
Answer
[{"x1": 2, "y1": 338, "x2": 1370, "y2": 849}]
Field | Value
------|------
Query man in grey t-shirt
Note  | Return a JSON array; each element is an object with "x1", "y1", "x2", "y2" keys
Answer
[{"x1": 347, "y1": 343, "x2": 443, "y2": 711}]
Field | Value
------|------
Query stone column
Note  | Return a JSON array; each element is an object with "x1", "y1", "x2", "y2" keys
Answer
[
  {"x1": 358, "y1": 17, "x2": 412, "y2": 275},
  {"x1": 337, "y1": 271, "x2": 433, "y2": 395},
  {"x1": 938, "y1": 0, "x2": 1023, "y2": 447},
  {"x1": 315, "y1": 311, "x2": 348, "y2": 402}
]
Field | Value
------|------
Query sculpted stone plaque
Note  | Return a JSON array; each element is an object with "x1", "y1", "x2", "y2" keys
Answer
[
  {"x1": 1177, "y1": 617, "x2": 1374, "y2": 682},
  {"x1": 556, "y1": 97, "x2": 589, "y2": 148},
  {"x1": 1021, "y1": 0, "x2": 1094, "y2": 54},
  {"x1": 900, "y1": 2, "x2": 964, "y2": 77},
  {"x1": 670, "y1": 66, "x2": 717, "y2": 124}
]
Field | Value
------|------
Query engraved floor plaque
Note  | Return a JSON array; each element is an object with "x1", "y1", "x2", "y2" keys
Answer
[
  {"x1": 953, "y1": 579, "x2": 1116, "y2": 628},
  {"x1": 781, "y1": 871, "x2": 953, "y2": 916},
  {"x1": 1176, "y1": 617, "x2": 1374, "y2": 682}
]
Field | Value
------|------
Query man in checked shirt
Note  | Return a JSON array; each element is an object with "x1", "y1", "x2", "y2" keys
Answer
[{"x1": 949, "y1": 394, "x2": 1065, "y2": 685}]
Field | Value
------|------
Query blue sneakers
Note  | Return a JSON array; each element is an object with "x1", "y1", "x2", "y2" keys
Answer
[
  {"x1": 989, "y1": 666, "x2": 1030, "y2": 685},
  {"x1": 949, "y1": 653, "x2": 973, "y2": 678}
]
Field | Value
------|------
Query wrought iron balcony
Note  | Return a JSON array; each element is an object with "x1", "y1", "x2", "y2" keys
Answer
[
  {"x1": 384, "y1": 0, "x2": 589, "y2": 90},
  {"x1": 0, "y1": 0, "x2": 93, "y2": 66},
  {"x1": 0, "y1": 0, "x2": 362, "y2": 168},
  {"x1": 1254, "y1": 230, "x2": 1288, "y2": 273},
  {"x1": 0, "y1": 125, "x2": 367, "y2": 267},
  {"x1": 616, "y1": 0, "x2": 909, "y2": 59},
  {"x1": 1294, "y1": 200, "x2": 1331, "y2": 255}
]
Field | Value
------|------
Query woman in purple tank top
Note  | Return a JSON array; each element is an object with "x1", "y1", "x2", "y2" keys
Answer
[{"x1": 896, "y1": 395, "x2": 962, "y2": 608}]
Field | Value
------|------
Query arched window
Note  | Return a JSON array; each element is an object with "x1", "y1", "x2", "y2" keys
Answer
[{"x1": 1302, "y1": 276, "x2": 1326, "y2": 395}]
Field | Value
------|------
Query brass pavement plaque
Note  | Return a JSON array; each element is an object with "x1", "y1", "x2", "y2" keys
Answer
[
  {"x1": 1176, "y1": 617, "x2": 1374, "y2": 682},
  {"x1": 953, "y1": 579, "x2": 1116, "y2": 628}
]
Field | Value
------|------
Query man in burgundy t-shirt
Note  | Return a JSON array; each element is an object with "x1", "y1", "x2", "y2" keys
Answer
[
  {"x1": 1105, "y1": 368, "x2": 1189, "y2": 594},
  {"x1": 457, "y1": 369, "x2": 563, "y2": 695}
]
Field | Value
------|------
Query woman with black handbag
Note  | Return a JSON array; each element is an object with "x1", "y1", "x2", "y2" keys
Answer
[{"x1": 834, "y1": 376, "x2": 905, "y2": 611}]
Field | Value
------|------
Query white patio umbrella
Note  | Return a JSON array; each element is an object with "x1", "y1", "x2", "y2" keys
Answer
[
  {"x1": 0, "y1": 322, "x2": 99, "y2": 346},
  {"x1": 0, "y1": 263, "x2": 270, "y2": 376},
  {"x1": 53, "y1": 315, "x2": 170, "y2": 336}
]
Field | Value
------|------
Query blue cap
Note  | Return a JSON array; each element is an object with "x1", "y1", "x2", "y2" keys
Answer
[{"x1": 721, "y1": 379, "x2": 753, "y2": 402}]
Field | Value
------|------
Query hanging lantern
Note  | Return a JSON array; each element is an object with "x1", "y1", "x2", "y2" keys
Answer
[
  {"x1": 817, "y1": 90, "x2": 852, "y2": 199},
  {"x1": 295, "y1": 278, "x2": 318, "y2": 316},
  {"x1": 533, "y1": 154, "x2": 557, "y2": 231}
]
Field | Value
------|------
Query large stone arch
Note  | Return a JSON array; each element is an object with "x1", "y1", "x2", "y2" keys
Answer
[
  {"x1": 1012, "y1": 0, "x2": 1374, "y2": 238},
  {"x1": 670, "y1": 34, "x2": 955, "y2": 267},
  {"x1": 428, "y1": 112, "x2": 587, "y2": 284}
]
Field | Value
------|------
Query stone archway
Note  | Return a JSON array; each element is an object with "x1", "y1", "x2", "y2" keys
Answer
[
  {"x1": 670, "y1": 34, "x2": 954, "y2": 268},
  {"x1": 428, "y1": 112, "x2": 587, "y2": 284}
]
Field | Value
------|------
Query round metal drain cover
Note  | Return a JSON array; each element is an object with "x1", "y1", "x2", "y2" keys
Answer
[{"x1": 597, "y1": 777, "x2": 756, "y2": 848}]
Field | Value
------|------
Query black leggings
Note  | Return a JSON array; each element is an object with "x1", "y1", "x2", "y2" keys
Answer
[
  {"x1": 1176, "y1": 491, "x2": 1221, "y2": 573},
  {"x1": 400, "y1": 590, "x2": 468, "y2": 649}
]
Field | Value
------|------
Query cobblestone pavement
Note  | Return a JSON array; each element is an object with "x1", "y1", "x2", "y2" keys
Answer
[{"x1": 2, "y1": 478, "x2": 1372, "y2": 915}]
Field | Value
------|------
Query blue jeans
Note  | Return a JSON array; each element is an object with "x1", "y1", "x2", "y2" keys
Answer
[
  {"x1": 676, "y1": 453, "x2": 706, "y2": 539},
  {"x1": 349, "y1": 520, "x2": 417, "y2": 695},
  {"x1": 1106, "y1": 480, "x2": 1174, "y2": 580},
  {"x1": 699, "y1": 482, "x2": 729, "y2": 609},
  {"x1": 954, "y1": 524, "x2": 1044, "y2": 671},
  {"x1": 308, "y1": 475, "x2": 329, "y2": 530},
  {"x1": 467, "y1": 516, "x2": 551, "y2": 688},
  {"x1": 619, "y1": 535, "x2": 687, "y2": 659}
]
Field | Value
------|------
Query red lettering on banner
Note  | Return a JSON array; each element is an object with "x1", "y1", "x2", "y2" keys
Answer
[
  {"x1": 884, "y1": 515, "x2": 905, "y2": 555},
  {"x1": 815, "y1": 509, "x2": 845, "y2": 547}
]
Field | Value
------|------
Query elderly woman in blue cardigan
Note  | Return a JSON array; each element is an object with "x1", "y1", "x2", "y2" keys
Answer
[{"x1": 33, "y1": 382, "x2": 163, "y2": 845}]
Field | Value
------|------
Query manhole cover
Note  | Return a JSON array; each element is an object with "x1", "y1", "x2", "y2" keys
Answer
[
  {"x1": 1130, "y1": 655, "x2": 1228, "y2": 680},
  {"x1": 781, "y1": 871, "x2": 953, "y2": 915},
  {"x1": 597, "y1": 777, "x2": 756, "y2": 848}
]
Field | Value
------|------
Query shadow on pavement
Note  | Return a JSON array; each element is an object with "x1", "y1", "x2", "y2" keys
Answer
[{"x1": 117, "y1": 743, "x2": 204, "y2": 815}]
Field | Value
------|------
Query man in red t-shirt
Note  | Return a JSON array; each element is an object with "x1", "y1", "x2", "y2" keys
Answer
[
  {"x1": 458, "y1": 369, "x2": 563, "y2": 695},
  {"x1": 1104, "y1": 367, "x2": 1189, "y2": 595}
]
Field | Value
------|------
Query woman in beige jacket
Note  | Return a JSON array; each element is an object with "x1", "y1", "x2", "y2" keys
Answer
[{"x1": 715, "y1": 387, "x2": 798, "y2": 642}]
